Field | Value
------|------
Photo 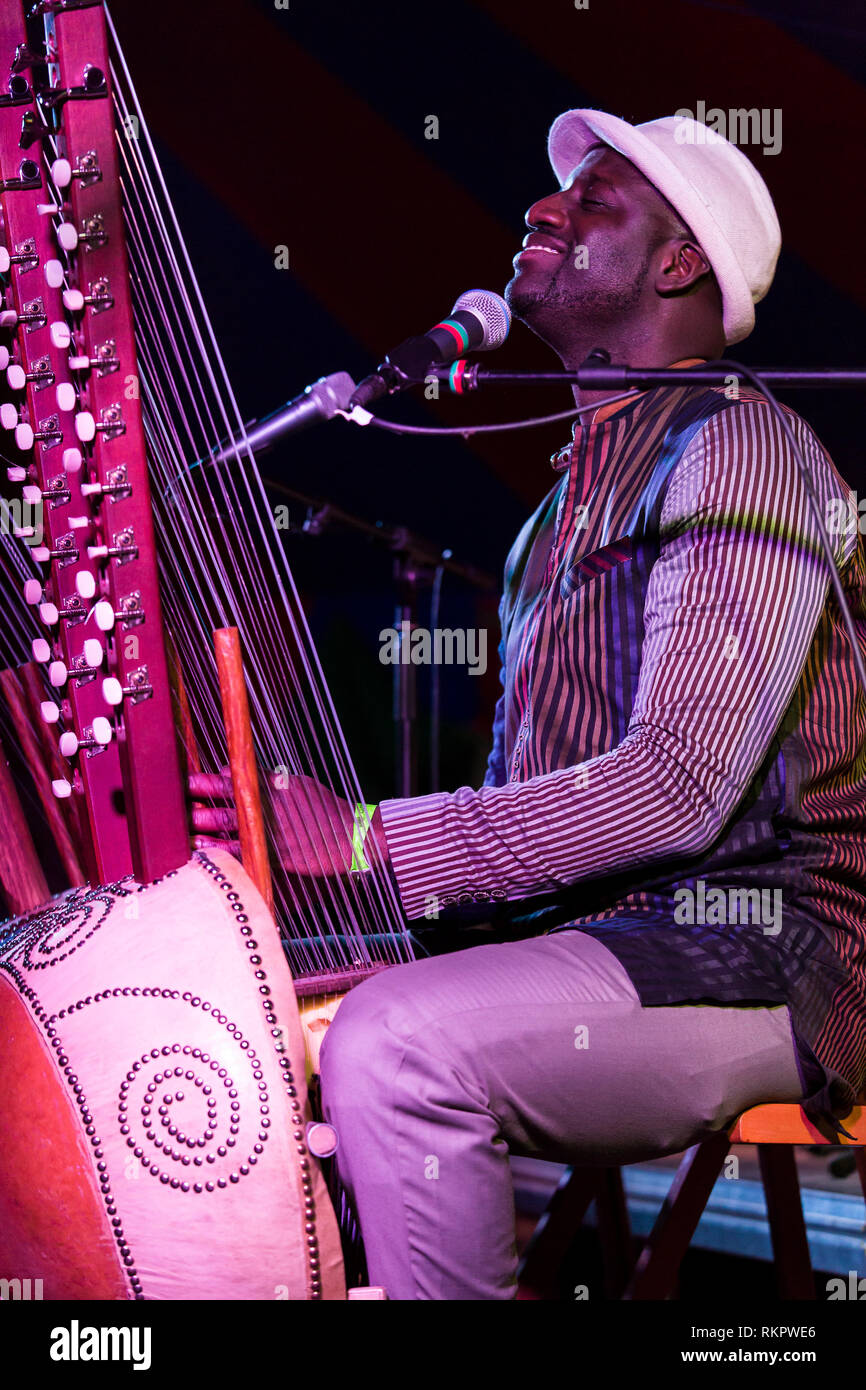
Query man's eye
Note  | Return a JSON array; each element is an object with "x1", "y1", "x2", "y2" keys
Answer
[{"x1": 581, "y1": 197, "x2": 606, "y2": 209}]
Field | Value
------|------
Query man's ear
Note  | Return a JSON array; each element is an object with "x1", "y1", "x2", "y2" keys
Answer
[{"x1": 654, "y1": 238, "x2": 714, "y2": 298}]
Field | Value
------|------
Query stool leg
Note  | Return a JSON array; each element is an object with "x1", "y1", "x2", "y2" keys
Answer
[
  {"x1": 757, "y1": 1144, "x2": 815, "y2": 1300},
  {"x1": 594, "y1": 1167, "x2": 633, "y2": 1299},
  {"x1": 517, "y1": 1166, "x2": 598, "y2": 1300},
  {"x1": 624, "y1": 1130, "x2": 731, "y2": 1300}
]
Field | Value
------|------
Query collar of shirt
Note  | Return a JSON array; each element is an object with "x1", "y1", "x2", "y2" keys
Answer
[{"x1": 549, "y1": 358, "x2": 707, "y2": 472}]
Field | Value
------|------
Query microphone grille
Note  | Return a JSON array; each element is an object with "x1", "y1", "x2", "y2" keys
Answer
[{"x1": 451, "y1": 289, "x2": 511, "y2": 350}]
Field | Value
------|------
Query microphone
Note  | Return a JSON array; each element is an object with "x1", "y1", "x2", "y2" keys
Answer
[
  {"x1": 206, "y1": 371, "x2": 357, "y2": 466},
  {"x1": 348, "y1": 289, "x2": 511, "y2": 409}
]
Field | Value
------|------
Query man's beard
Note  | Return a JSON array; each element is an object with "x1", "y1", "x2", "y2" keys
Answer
[{"x1": 505, "y1": 246, "x2": 654, "y2": 333}]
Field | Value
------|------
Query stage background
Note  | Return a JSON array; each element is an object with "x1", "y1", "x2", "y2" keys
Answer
[{"x1": 108, "y1": 0, "x2": 866, "y2": 801}]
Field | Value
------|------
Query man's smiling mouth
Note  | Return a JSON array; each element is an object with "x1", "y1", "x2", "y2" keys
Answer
[{"x1": 514, "y1": 234, "x2": 569, "y2": 265}]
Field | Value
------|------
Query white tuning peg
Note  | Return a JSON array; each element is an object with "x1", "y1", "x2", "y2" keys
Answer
[
  {"x1": 50, "y1": 321, "x2": 71, "y2": 349},
  {"x1": 60, "y1": 717, "x2": 112, "y2": 761},
  {"x1": 31, "y1": 637, "x2": 51, "y2": 662},
  {"x1": 0, "y1": 347, "x2": 9, "y2": 370},
  {"x1": 31, "y1": 546, "x2": 50, "y2": 563},
  {"x1": 102, "y1": 676, "x2": 123, "y2": 706},
  {"x1": 75, "y1": 570, "x2": 96, "y2": 599},
  {"x1": 0, "y1": 308, "x2": 18, "y2": 328},
  {"x1": 40, "y1": 700, "x2": 60, "y2": 724},
  {"x1": 51, "y1": 157, "x2": 72, "y2": 189},
  {"x1": 68, "y1": 355, "x2": 90, "y2": 370},
  {"x1": 15, "y1": 423, "x2": 34, "y2": 450},
  {"x1": 75, "y1": 411, "x2": 95, "y2": 442},
  {"x1": 36, "y1": 202, "x2": 60, "y2": 216},
  {"x1": 57, "y1": 223, "x2": 78, "y2": 253},
  {"x1": 92, "y1": 716, "x2": 112, "y2": 745},
  {"x1": 22, "y1": 484, "x2": 41, "y2": 505},
  {"x1": 80, "y1": 482, "x2": 102, "y2": 497},
  {"x1": 63, "y1": 289, "x2": 85, "y2": 313},
  {"x1": 56, "y1": 382, "x2": 76, "y2": 412},
  {"x1": 59, "y1": 731, "x2": 79, "y2": 758},
  {"x1": 48, "y1": 660, "x2": 67, "y2": 688},
  {"x1": 83, "y1": 637, "x2": 103, "y2": 667},
  {"x1": 45, "y1": 258, "x2": 64, "y2": 289},
  {"x1": 68, "y1": 515, "x2": 90, "y2": 531},
  {"x1": 6, "y1": 363, "x2": 26, "y2": 391},
  {"x1": 1, "y1": 403, "x2": 18, "y2": 430},
  {"x1": 94, "y1": 600, "x2": 115, "y2": 632},
  {"x1": 23, "y1": 579, "x2": 42, "y2": 605},
  {"x1": 6, "y1": 466, "x2": 26, "y2": 481},
  {"x1": 0, "y1": 247, "x2": 9, "y2": 273},
  {"x1": 63, "y1": 446, "x2": 83, "y2": 474},
  {"x1": 51, "y1": 778, "x2": 73, "y2": 799},
  {"x1": 39, "y1": 601, "x2": 58, "y2": 626}
]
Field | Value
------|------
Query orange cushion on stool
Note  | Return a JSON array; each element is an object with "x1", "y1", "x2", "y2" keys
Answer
[{"x1": 729, "y1": 1103, "x2": 866, "y2": 1145}]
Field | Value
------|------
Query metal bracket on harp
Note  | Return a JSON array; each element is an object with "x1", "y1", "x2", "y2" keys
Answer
[
  {"x1": 75, "y1": 403, "x2": 127, "y2": 442},
  {"x1": 102, "y1": 668, "x2": 153, "y2": 708},
  {"x1": 0, "y1": 74, "x2": 33, "y2": 108},
  {"x1": 80, "y1": 464, "x2": 132, "y2": 502},
  {"x1": 37, "y1": 65, "x2": 107, "y2": 110},
  {"x1": 87, "y1": 528, "x2": 138, "y2": 565},
  {"x1": 50, "y1": 151, "x2": 102, "y2": 191},
  {"x1": 19, "y1": 109, "x2": 52, "y2": 149},
  {"x1": 1, "y1": 295, "x2": 47, "y2": 330},
  {"x1": 1, "y1": 237, "x2": 40, "y2": 272},
  {"x1": 11, "y1": 43, "x2": 45, "y2": 74},
  {"x1": 30, "y1": 531, "x2": 79, "y2": 566},
  {"x1": 78, "y1": 277, "x2": 113, "y2": 314},
  {"x1": 42, "y1": 473, "x2": 72, "y2": 507},
  {"x1": 0, "y1": 157, "x2": 41, "y2": 192},
  {"x1": 15, "y1": 413, "x2": 62, "y2": 449},
  {"x1": 21, "y1": 354, "x2": 56, "y2": 386}
]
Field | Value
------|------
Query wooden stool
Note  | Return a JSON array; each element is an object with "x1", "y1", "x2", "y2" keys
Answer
[{"x1": 517, "y1": 1104, "x2": 866, "y2": 1300}]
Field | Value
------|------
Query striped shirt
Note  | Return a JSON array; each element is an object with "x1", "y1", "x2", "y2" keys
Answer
[{"x1": 379, "y1": 380, "x2": 866, "y2": 1137}]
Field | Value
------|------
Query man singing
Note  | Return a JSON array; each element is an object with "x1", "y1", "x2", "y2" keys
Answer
[{"x1": 196, "y1": 109, "x2": 866, "y2": 1299}]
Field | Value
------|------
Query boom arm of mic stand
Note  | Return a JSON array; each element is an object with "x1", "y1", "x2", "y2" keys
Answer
[
  {"x1": 264, "y1": 480, "x2": 497, "y2": 592},
  {"x1": 431, "y1": 364, "x2": 866, "y2": 389}
]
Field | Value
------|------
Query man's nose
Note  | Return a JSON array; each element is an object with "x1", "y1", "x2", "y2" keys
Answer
[{"x1": 525, "y1": 189, "x2": 571, "y2": 231}]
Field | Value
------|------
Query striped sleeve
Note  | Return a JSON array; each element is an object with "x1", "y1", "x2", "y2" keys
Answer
[{"x1": 378, "y1": 402, "x2": 855, "y2": 921}]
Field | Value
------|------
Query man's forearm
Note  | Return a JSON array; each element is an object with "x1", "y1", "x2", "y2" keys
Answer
[{"x1": 376, "y1": 730, "x2": 725, "y2": 920}]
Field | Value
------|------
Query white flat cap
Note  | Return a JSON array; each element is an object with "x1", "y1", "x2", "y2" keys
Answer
[{"x1": 548, "y1": 108, "x2": 782, "y2": 345}]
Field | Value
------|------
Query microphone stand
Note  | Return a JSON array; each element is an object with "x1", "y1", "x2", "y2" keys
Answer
[
  {"x1": 432, "y1": 362, "x2": 866, "y2": 390},
  {"x1": 265, "y1": 479, "x2": 497, "y2": 798}
]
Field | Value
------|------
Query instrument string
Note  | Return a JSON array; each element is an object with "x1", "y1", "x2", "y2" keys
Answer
[{"x1": 105, "y1": 19, "x2": 412, "y2": 977}]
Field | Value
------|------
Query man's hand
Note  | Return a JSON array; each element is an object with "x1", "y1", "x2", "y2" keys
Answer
[{"x1": 188, "y1": 769, "x2": 389, "y2": 878}]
